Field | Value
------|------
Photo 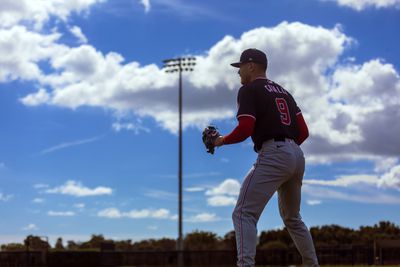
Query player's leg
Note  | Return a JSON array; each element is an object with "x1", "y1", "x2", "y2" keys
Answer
[
  {"x1": 232, "y1": 141, "x2": 295, "y2": 267},
  {"x1": 277, "y1": 143, "x2": 319, "y2": 267}
]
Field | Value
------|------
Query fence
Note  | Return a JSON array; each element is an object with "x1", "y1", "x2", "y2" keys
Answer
[
  {"x1": 0, "y1": 251, "x2": 45, "y2": 267},
  {"x1": 1, "y1": 245, "x2": 399, "y2": 267},
  {"x1": 374, "y1": 239, "x2": 400, "y2": 265}
]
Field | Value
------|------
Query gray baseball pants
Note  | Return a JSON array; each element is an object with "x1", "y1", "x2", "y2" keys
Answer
[{"x1": 232, "y1": 139, "x2": 319, "y2": 267}]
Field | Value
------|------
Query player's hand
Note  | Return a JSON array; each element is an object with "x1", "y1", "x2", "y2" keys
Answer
[
  {"x1": 214, "y1": 136, "x2": 224, "y2": 147},
  {"x1": 202, "y1": 126, "x2": 222, "y2": 154}
]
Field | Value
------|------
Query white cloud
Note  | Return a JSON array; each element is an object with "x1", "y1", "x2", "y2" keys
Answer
[
  {"x1": 204, "y1": 179, "x2": 240, "y2": 206},
  {"x1": 33, "y1": 198, "x2": 45, "y2": 203},
  {"x1": 38, "y1": 136, "x2": 101, "y2": 155},
  {"x1": 185, "y1": 212, "x2": 220, "y2": 222},
  {"x1": 0, "y1": 20, "x2": 398, "y2": 165},
  {"x1": 145, "y1": 208, "x2": 170, "y2": 218},
  {"x1": 48, "y1": 210, "x2": 75, "y2": 216},
  {"x1": 301, "y1": 164, "x2": 400, "y2": 206},
  {"x1": 185, "y1": 187, "x2": 205, "y2": 192},
  {"x1": 298, "y1": 165, "x2": 400, "y2": 204},
  {"x1": 302, "y1": 184, "x2": 400, "y2": 204},
  {"x1": 0, "y1": 26, "x2": 64, "y2": 82},
  {"x1": 205, "y1": 179, "x2": 240, "y2": 196},
  {"x1": 22, "y1": 224, "x2": 38, "y2": 231},
  {"x1": 374, "y1": 157, "x2": 398, "y2": 173},
  {"x1": 45, "y1": 180, "x2": 113, "y2": 197},
  {"x1": 97, "y1": 207, "x2": 174, "y2": 219},
  {"x1": 207, "y1": 195, "x2": 237, "y2": 206},
  {"x1": 0, "y1": 193, "x2": 13, "y2": 202},
  {"x1": 8, "y1": 21, "x2": 347, "y2": 136},
  {"x1": 112, "y1": 122, "x2": 150, "y2": 134},
  {"x1": 20, "y1": 88, "x2": 50, "y2": 106},
  {"x1": 125, "y1": 208, "x2": 170, "y2": 219},
  {"x1": 140, "y1": 0, "x2": 151, "y2": 13},
  {"x1": 98, "y1": 208, "x2": 121, "y2": 218},
  {"x1": 333, "y1": 0, "x2": 400, "y2": 10},
  {"x1": 7, "y1": 23, "x2": 346, "y2": 138},
  {"x1": 378, "y1": 165, "x2": 400, "y2": 189},
  {"x1": 0, "y1": 0, "x2": 105, "y2": 29},
  {"x1": 69, "y1": 26, "x2": 88, "y2": 44},
  {"x1": 304, "y1": 175, "x2": 379, "y2": 187},
  {"x1": 304, "y1": 164, "x2": 400, "y2": 191},
  {"x1": 306, "y1": 200, "x2": 322, "y2": 206}
]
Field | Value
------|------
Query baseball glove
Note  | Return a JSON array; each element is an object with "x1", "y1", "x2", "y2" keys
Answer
[{"x1": 202, "y1": 125, "x2": 221, "y2": 154}]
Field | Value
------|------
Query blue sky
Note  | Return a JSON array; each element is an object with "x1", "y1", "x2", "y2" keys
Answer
[{"x1": 1, "y1": 0, "x2": 400, "y2": 245}]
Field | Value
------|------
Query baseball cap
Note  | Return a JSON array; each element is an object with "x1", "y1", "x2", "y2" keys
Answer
[{"x1": 231, "y1": 48, "x2": 268, "y2": 68}]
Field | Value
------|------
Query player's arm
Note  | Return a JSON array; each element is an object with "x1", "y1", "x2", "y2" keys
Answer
[
  {"x1": 295, "y1": 112, "x2": 309, "y2": 145},
  {"x1": 214, "y1": 116, "x2": 255, "y2": 146},
  {"x1": 214, "y1": 85, "x2": 256, "y2": 147}
]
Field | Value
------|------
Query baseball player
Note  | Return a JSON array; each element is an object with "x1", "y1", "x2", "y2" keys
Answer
[{"x1": 202, "y1": 48, "x2": 319, "y2": 267}]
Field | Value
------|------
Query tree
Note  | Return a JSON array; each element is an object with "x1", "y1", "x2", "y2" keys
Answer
[
  {"x1": 132, "y1": 239, "x2": 156, "y2": 250},
  {"x1": 1, "y1": 221, "x2": 398, "y2": 252},
  {"x1": 24, "y1": 235, "x2": 50, "y2": 250},
  {"x1": 258, "y1": 227, "x2": 292, "y2": 248},
  {"x1": 79, "y1": 234, "x2": 110, "y2": 250},
  {"x1": 54, "y1": 237, "x2": 65, "y2": 250},
  {"x1": 259, "y1": 240, "x2": 288, "y2": 249},
  {"x1": 115, "y1": 239, "x2": 133, "y2": 251},
  {"x1": 309, "y1": 224, "x2": 355, "y2": 246},
  {"x1": 131, "y1": 238, "x2": 176, "y2": 251},
  {"x1": 1, "y1": 243, "x2": 25, "y2": 251},
  {"x1": 219, "y1": 230, "x2": 236, "y2": 250},
  {"x1": 153, "y1": 238, "x2": 176, "y2": 251},
  {"x1": 376, "y1": 221, "x2": 400, "y2": 236},
  {"x1": 67, "y1": 240, "x2": 79, "y2": 250},
  {"x1": 184, "y1": 230, "x2": 219, "y2": 250}
]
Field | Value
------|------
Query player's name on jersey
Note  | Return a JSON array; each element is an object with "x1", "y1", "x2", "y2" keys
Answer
[{"x1": 264, "y1": 84, "x2": 288, "y2": 95}]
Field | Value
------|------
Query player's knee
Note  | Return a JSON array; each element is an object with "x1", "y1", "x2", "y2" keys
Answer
[
  {"x1": 232, "y1": 207, "x2": 249, "y2": 223},
  {"x1": 282, "y1": 214, "x2": 302, "y2": 227},
  {"x1": 233, "y1": 208, "x2": 259, "y2": 226}
]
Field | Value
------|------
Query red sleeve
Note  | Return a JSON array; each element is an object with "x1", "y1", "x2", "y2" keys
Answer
[
  {"x1": 223, "y1": 116, "x2": 255, "y2": 145},
  {"x1": 295, "y1": 113, "x2": 309, "y2": 145}
]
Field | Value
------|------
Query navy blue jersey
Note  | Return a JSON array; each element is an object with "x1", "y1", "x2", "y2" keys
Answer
[{"x1": 236, "y1": 78, "x2": 301, "y2": 151}]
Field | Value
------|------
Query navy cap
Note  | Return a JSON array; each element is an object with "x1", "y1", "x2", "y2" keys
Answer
[{"x1": 231, "y1": 48, "x2": 268, "y2": 68}]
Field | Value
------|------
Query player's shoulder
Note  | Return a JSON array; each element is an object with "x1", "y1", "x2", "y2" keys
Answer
[
  {"x1": 247, "y1": 78, "x2": 267, "y2": 92},
  {"x1": 238, "y1": 82, "x2": 255, "y2": 96},
  {"x1": 266, "y1": 79, "x2": 284, "y2": 90}
]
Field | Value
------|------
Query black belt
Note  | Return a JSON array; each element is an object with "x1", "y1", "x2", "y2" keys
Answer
[{"x1": 273, "y1": 136, "x2": 287, "y2": 142}]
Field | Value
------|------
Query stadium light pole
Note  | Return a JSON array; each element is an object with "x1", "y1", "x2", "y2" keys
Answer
[{"x1": 162, "y1": 56, "x2": 196, "y2": 267}]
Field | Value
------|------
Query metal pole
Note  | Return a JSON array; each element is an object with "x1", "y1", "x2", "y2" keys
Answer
[
  {"x1": 162, "y1": 57, "x2": 195, "y2": 267},
  {"x1": 177, "y1": 59, "x2": 184, "y2": 267}
]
